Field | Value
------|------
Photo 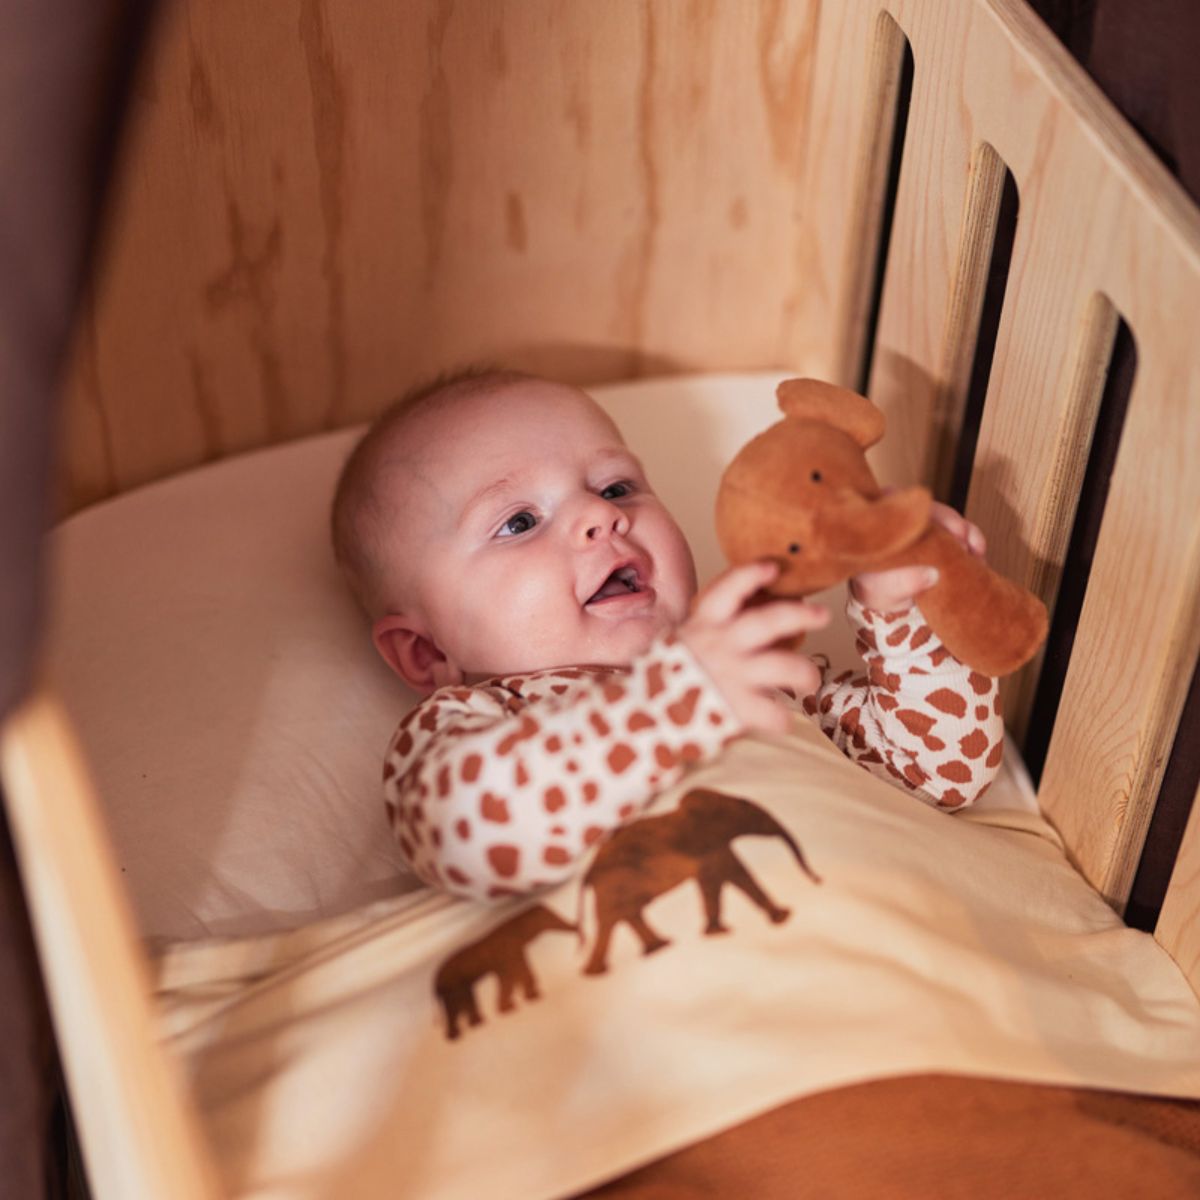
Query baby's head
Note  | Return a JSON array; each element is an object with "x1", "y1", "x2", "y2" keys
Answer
[{"x1": 332, "y1": 369, "x2": 697, "y2": 693}]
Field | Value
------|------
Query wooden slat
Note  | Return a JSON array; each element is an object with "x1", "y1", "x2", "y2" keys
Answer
[
  {"x1": 1, "y1": 695, "x2": 222, "y2": 1200},
  {"x1": 1157, "y1": 781, "x2": 1200, "y2": 995},
  {"x1": 863, "y1": 0, "x2": 1200, "y2": 918}
]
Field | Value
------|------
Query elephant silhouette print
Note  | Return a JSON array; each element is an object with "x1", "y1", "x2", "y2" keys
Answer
[
  {"x1": 434, "y1": 903, "x2": 577, "y2": 1040},
  {"x1": 432, "y1": 789, "x2": 820, "y2": 1039},
  {"x1": 578, "y1": 788, "x2": 821, "y2": 975}
]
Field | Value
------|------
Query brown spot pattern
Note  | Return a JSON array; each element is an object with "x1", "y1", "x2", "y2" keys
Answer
[
  {"x1": 896, "y1": 709, "x2": 935, "y2": 738},
  {"x1": 480, "y1": 792, "x2": 509, "y2": 823},
  {"x1": 926, "y1": 688, "x2": 967, "y2": 718},
  {"x1": 959, "y1": 730, "x2": 989, "y2": 758},
  {"x1": 666, "y1": 687, "x2": 701, "y2": 726},
  {"x1": 646, "y1": 662, "x2": 667, "y2": 698},
  {"x1": 607, "y1": 743, "x2": 636, "y2": 773},
  {"x1": 937, "y1": 760, "x2": 973, "y2": 783},
  {"x1": 496, "y1": 715, "x2": 539, "y2": 755},
  {"x1": 487, "y1": 845, "x2": 519, "y2": 878}
]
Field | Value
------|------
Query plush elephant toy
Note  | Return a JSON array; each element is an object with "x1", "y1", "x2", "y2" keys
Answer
[{"x1": 715, "y1": 377, "x2": 1048, "y2": 678}]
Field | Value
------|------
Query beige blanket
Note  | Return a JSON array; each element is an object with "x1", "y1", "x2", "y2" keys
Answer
[{"x1": 155, "y1": 719, "x2": 1200, "y2": 1199}]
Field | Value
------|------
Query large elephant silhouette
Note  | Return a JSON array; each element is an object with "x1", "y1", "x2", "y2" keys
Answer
[
  {"x1": 578, "y1": 788, "x2": 820, "y2": 975},
  {"x1": 434, "y1": 903, "x2": 577, "y2": 1040}
]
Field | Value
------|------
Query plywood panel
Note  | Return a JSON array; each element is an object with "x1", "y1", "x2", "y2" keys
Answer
[{"x1": 62, "y1": 0, "x2": 852, "y2": 512}]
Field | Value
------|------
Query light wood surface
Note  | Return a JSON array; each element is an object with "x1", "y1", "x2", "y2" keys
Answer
[
  {"x1": 0, "y1": 694, "x2": 221, "y2": 1199},
  {"x1": 1156, "y1": 780, "x2": 1200, "y2": 993},
  {"x1": 62, "y1": 0, "x2": 844, "y2": 512},
  {"x1": 860, "y1": 0, "x2": 1200, "y2": 930},
  {"x1": 41, "y1": 13, "x2": 1200, "y2": 1188}
]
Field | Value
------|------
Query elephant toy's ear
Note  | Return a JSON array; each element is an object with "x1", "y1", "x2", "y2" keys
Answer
[{"x1": 776, "y1": 378, "x2": 886, "y2": 449}]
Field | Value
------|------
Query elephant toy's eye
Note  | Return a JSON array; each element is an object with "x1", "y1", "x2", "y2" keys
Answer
[
  {"x1": 788, "y1": 543, "x2": 801, "y2": 554},
  {"x1": 810, "y1": 470, "x2": 823, "y2": 482}
]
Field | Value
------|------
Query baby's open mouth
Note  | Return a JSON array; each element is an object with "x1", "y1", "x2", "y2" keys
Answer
[{"x1": 585, "y1": 564, "x2": 645, "y2": 605}]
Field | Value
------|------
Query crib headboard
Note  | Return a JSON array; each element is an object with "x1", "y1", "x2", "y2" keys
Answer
[{"x1": 60, "y1": 1, "x2": 1199, "y2": 979}]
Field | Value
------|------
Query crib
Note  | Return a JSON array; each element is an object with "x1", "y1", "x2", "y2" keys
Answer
[{"x1": 4, "y1": 1, "x2": 1200, "y2": 1196}]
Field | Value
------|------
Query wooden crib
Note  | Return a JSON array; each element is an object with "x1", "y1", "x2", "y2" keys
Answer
[{"x1": 4, "y1": 1, "x2": 1199, "y2": 1196}]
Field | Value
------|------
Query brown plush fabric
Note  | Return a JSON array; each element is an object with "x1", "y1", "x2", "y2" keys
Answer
[
  {"x1": 581, "y1": 1074, "x2": 1200, "y2": 1199},
  {"x1": 716, "y1": 380, "x2": 1047, "y2": 676}
]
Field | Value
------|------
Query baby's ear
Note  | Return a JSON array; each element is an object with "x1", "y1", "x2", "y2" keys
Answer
[{"x1": 372, "y1": 614, "x2": 463, "y2": 695}]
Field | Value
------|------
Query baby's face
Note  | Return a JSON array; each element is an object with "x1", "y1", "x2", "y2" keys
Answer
[{"x1": 375, "y1": 380, "x2": 697, "y2": 684}]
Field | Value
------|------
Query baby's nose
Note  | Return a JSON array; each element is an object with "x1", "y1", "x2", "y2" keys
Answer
[{"x1": 580, "y1": 499, "x2": 630, "y2": 541}]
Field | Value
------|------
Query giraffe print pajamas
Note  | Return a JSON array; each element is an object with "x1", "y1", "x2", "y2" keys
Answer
[{"x1": 383, "y1": 598, "x2": 1004, "y2": 901}]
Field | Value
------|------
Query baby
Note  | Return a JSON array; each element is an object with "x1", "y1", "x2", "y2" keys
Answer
[{"x1": 332, "y1": 369, "x2": 1003, "y2": 901}]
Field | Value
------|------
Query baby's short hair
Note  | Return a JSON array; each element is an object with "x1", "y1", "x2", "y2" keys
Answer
[{"x1": 331, "y1": 365, "x2": 532, "y2": 616}]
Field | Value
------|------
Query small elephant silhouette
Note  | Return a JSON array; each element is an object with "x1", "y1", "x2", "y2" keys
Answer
[
  {"x1": 434, "y1": 903, "x2": 578, "y2": 1040},
  {"x1": 578, "y1": 788, "x2": 820, "y2": 975}
]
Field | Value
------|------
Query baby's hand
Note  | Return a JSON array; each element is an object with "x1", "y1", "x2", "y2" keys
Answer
[
  {"x1": 678, "y1": 561, "x2": 829, "y2": 734},
  {"x1": 849, "y1": 499, "x2": 986, "y2": 612}
]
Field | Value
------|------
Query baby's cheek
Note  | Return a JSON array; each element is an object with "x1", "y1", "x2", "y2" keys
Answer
[{"x1": 645, "y1": 508, "x2": 697, "y2": 615}]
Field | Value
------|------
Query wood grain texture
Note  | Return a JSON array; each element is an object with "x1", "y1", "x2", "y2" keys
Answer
[
  {"x1": 1157, "y1": 780, "x2": 1200, "y2": 993},
  {"x1": 57, "y1": 0, "x2": 1200, "y2": 933},
  {"x1": 0, "y1": 694, "x2": 221, "y2": 1200},
  {"x1": 861, "y1": 0, "x2": 1200, "y2": 932},
  {"x1": 61, "y1": 0, "x2": 843, "y2": 511}
]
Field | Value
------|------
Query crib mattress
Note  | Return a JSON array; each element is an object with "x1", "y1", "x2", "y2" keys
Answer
[{"x1": 154, "y1": 717, "x2": 1200, "y2": 1200}]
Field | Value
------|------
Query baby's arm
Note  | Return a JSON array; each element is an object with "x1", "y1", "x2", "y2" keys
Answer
[
  {"x1": 385, "y1": 561, "x2": 826, "y2": 901},
  {"x1": 802, "y1": 502, "x2": 1002, "y2": 808},
  {"x1": 384, "y1": 634, "x2": 739, "y2": 901},
  {"x1": 802, "y1": 594, "x2": 1003, "y2": 809}
]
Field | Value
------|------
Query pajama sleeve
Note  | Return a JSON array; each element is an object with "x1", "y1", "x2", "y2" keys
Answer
[
  {"x1": 383, "y1": 633, "x2": 741, "y2": 901},
  {"x1": 801, "y1": 594, "x2": 1005, "y2": 810}
]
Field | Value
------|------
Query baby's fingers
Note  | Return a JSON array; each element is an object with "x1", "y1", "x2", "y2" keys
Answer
[
  {"x1": 851, "y1": 565, "x2": 937, "y2": 613},
  {"x1": 692, "y1": 561, "x2": 780, "y2": 624},
  {"x1": 745, "y1": 651, "x2": 823, "y2": 698},
  {"x1": 732, "y1": 599, "x2": 829, "y2": 651},
  {"x1": 930, "y1": 501, "x2": 986, "y2": 557},
  {"x1": 733, "y1": 692, "x2": 793, "y2": 736}
]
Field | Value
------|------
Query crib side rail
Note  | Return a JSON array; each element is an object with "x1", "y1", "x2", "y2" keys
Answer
[
  {"x1": 828, "y1": 0, "x2": 1200, "y2": 960},
  {"x1": 0, "y1": 692, "x2": 223, "y2": 1200}
]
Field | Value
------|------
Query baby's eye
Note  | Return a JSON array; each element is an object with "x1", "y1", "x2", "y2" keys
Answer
[
  {"x1": 497, "y1": 510, "x2": 538, "y2": 538},
  {"x1": 600, "y1": 481, "x2": 634, "y2": 501}
]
